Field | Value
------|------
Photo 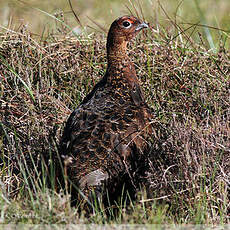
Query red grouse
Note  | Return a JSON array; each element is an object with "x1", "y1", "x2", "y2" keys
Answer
[{"x1": 59, "y1": 16, "x2": 153, "y2": 209}]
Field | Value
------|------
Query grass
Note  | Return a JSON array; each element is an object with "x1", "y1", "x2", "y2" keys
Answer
[{"x1": 0, "y1": 2, "x2": 230, "y2": 225}]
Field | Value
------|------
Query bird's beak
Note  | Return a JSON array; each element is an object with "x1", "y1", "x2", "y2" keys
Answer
[{"x1": 135, "y1": 22, "x2": 149, "y2": 31}]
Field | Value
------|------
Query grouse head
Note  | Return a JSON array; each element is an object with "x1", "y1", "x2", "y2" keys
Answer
[{"x1": 106, "y1": 16, "x2": 148, "y2": 63}]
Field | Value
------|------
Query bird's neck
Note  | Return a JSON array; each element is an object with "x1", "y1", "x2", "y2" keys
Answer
[
  {"x1": 107, "y1": 39, "x2": 129, "y2": 65},
  {"x1": 105, "y1": 36, "x2": 139, "y2": 89},
  {"x1": 105, "y1": 46, "x2": 139, "y2": 90}
]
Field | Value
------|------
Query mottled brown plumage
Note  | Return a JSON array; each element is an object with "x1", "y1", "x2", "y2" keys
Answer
[{"x1": 59, "y1": 16, "x2": 153, "y2": 209}]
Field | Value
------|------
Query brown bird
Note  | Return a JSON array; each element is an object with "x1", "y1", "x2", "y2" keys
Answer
[{"x1": 59, "y1": 15, "x2": 153, "y2": 210}]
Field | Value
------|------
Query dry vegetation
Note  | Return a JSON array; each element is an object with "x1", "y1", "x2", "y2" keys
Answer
[{"x1": 0, "y1": 18, "x2": 229, "y2": 224}]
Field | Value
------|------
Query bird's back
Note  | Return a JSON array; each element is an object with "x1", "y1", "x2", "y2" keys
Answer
[{"x1": 60, "y1": 65, "x2": 152, "y2": 184}]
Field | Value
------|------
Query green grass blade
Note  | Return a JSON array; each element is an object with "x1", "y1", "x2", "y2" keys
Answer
[{"x1": 193, "y1": 0, "x2": 216, "y2": 50}]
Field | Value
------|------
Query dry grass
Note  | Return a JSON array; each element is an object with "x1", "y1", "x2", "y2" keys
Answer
[{"x1": 0, "y1": 18, "x2": 229, "y2": 224}]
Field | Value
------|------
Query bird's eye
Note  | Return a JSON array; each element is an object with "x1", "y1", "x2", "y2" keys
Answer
[{"x1": 122, "y1": 21, "x2": 131, "y2": 28}]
